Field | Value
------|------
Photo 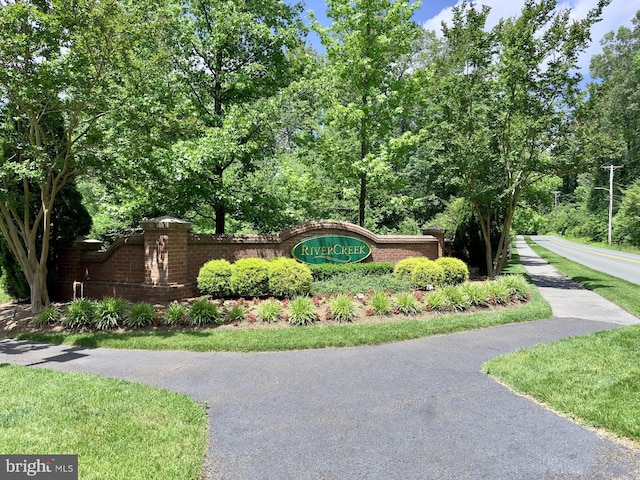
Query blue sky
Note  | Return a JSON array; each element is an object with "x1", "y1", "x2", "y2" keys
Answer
[{"x1": 291, "y1": 0, "x2": 637, "y2": 78}]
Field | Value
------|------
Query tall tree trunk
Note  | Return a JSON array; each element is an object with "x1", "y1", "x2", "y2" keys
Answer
[
  {"x1": 215, "y1": 202, "x2": 226, "y2": 234},
  {"x1": 358, "y1": 173, "x2": 367, "y2": 227},
  {"x1": 30, "y1": 262, "x2": 49, "y2": 313},
  {"x1": 474, "y1": 203, "x2": 495, "y2": 279}
]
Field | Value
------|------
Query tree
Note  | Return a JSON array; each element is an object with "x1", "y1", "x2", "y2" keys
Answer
[
  {"x1": 314, "y1": 0, "x2": 422, "y2": 227},
  {"x1": 415, "y1": 0, "x2": 609, "y2": 277},
  {"x1": 0, "y1": 0, "x2": 151, "y2": 311},
  {"x1": 166, "y1": 0, "x2": 306, "y2": 233}
]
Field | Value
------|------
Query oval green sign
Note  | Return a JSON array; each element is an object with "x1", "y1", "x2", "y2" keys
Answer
[{"x1": 291, "y1": 235, "x2": 372, "y2": 265}]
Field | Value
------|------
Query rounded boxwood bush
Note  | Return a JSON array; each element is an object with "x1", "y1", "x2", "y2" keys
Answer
[
  {"x1": 197, "y1": 259, "x2": 233, "y2": 297},
  {"x1": 230, "y1": 258, "x2": 271, "y2": 297},
  {"x1": 411, "y1": 260, "x2": 446, "y2": 289},
  {"x1": 435, "y1": 257, "x2": 470, "y2": 285},
  {"x1": 393, "y1": 257, "x2": 433, "y2": 281},
  {"x1": 268, "y1": 257, "x2": 312, "y2": 298}
]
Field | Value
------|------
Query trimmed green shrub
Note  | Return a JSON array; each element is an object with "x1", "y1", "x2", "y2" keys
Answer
[
  {"x1": 197, "y1": 259, "x2": 233, "y2": 297},
  {"x1": 96, "y1": 297, "x2": 128, "y2": 330},
  {"x1": 411, "y1": 260, "x2": 446, "y2": 289},
  {"x1": 268, "y1": 257, "x2": 312, "y2": 298},
  {"x1": 310, "y1": 262, "x2": 393, "y2": 280},
  {"x1": 125, "y1": 302, "x2": 155, "y2": 328},
  {"x1": 435, "y1": 257, "x2": 469, "y2": 285},
  {"x1": 393, "y1": 257, "x2": 433, "y2": 282},
  {"x1": 288, "y1": 297, "x2": 317, "y2": 326},
  {"x1": 328, "y1": 294, "x2": 357, "y2": 323},
  {"x1": 188, "y1": 299, "x2": 221, "y2": 326},
  {"x1": 164, "y1": 302, "x2": 188, "y2": 325},
  {"x1": 230, "y1": 258, "x2": 270, "y2": 297}
]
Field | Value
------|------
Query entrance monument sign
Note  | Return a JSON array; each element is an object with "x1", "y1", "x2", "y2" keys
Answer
[{"x1": 291, "y1": 235, "x2": 372, "y2": 264}]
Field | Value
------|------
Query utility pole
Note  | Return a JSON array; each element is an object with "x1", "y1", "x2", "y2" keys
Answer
[
  {"x1": 601, "y1": 164, "x2": 623, "y2": 245},
  {"x1": 551, "y1": 191, "x2": 561, "y2": 209}
]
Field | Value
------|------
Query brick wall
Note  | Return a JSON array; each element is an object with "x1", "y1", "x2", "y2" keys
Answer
[{"x1": 55, "y1": 218, "x2": 444, "y2": 303}]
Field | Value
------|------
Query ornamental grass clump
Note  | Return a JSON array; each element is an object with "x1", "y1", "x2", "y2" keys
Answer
[
  {"x1": 288, "y1": 297, "x2": 317, "y2": 326},
  {"x1": 441, "y1": 285, "x2": 471, "y2": 311},
  {"x1": 496, "y1": 275, "x2": 532, "y2": 301},
  {"x1": 256, "y1": 299, "x2": 283, "y2": 323},
  {"x1": 328, "y1": 294, "x2": 357, "y2": 323},
  {"x1": 370, "y1": 291, "x2": 392, "y2": 316},
  {"x1": 197, "y1": 259, "x2": 233, "y2": 297},
  {"x1": 125, "y1": 302, "x2": 155, "y2": 328},
  {"x1": 436, "y1": 257, "x2": 470, "y2": 285},
  {"x1": 164, "y1": 302, "x2": 189, "y2": 325},
  {"x1": 394, "y1": 292, "x2": 423, "y2": 315},
  {"x1": 425, "y1": 289, "x2": 452, "y2": 312},
  {"x1": 460, "y1": 282, "x2": 489, "y2": 307},
  {"x1": 32, "y1": 304, "x2": 60, "y2": 326},
  {"x1": 188, "y1": 299, "x2": 221, "y2": 326},
  {"x1": 485, "y1": 279, "x2": 511, "y2": 305},
  {"x1": 63, "y1": 298, "x2": 97, "y2": 329},
  {"x1": 268, "y1": 257, "x2": 312, "y2": 298},
  {"x1": 226, "y1": 303, "x2": 246, "y2": 324},
  {"x1": 96, "y1": 297, "x2": 128, "y2": 330}
]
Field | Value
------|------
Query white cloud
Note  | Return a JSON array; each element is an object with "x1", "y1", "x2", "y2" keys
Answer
[{"x1": 422, "y1": 0, "x2": 637, "y2": 78}]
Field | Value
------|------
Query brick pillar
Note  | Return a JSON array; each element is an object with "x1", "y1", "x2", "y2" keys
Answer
[
  {"x1": 422, "y1": 226, "x2": 446, "y2": 258},
  {"x1": 140, "y1": 217, "x2": 192, "y2": 286}
]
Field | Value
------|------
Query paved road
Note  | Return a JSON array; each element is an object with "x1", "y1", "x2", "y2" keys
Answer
[
  {"x1": 1, "y1": 239, "x2": 639, "y2": 479},
  {"x1": 530, "y1": 235, "x2": 640, "y2": 286}
]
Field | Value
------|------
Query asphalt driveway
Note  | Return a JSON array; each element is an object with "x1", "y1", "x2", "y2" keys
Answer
[{"x1": 1, "y1": 237, "x2": 639, "y2": 479}]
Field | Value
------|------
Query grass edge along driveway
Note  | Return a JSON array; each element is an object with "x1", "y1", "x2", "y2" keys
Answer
[
  {"x1": 484, "y1": 237, "x2": 640, "y2": 446},
  {"x1": 0, "y1": 364, "x2": 207, "y2": 480}
]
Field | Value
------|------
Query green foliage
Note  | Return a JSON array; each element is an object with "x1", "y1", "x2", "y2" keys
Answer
[
  {"x1": 496, "y1": 275, "x2": 532, "y2": 302},
  {"x1": 32, "y1": 305, "x2": 61, "y2": 326},
  {"x1": 394, "y1": 292, "x2": 422, "y2": 315},
  {"x1": 197, "y1": 259, "x2": 233, "y2": 298},
  {"x1": 613, "y1": 179, "x2": 640, "y2": 247},
  {"x1": 393, "y1": 257, "x2": 432, "y2": 282},
  {"x1": 311, "y1": 273, "x2": 411, "y2": 296},
  {"x1": 256, "y1": 299, "x2": 283, "y2": 323},
  {"x1": 309, "y1": 262, "x2": 394, "y2": 280},
  {"x1": 164, "y1": 302, "x2": 189, "y2": 326},
  {"x1": 411, "y1": 260, "x2": 446, "y2": 289},
  {"x1": 460, "y1": 282, "x2": 489, "y2": 307},
  {"x1": 287, "y1": 297, "x2": 317, "y2": 326},
  {"x1": 229, "y1": 258, "x2": 271, "y2": 297},
  {"x1": 63, "y1": 299, "x2": 97, "y2": 329},
  {"x1": 96, "y1": 297, "x2": 129, "y2": 330},
  {"x1": 268, "y1": 257, "x2": 312, "y2": 298},
  {"x1": 125, "y1": 302, "x2": 156, "y2": 328},
  {"x1": 328, "y1": 294, "x2": 357, "y2": 323},
  {"x1": 188, "y1": 299, "x2": 221, "y2": 327},
  {"x1": 485, "y1": 280, "x2": 511, "y2": 306},
  {"x1": 435, "y1": 257, "x2": 469, "y2": 285},
  {"x1": 424, "y1": 290, "x2": 452, "y2": 312},
  {"x1": 440, "y1": 285, "x2": 471, "y2": 311},
  {"x1": 226, "y1": 304, "x2": 246, "y2": 324},
  {"x1": 369, "y1": 291, "x2": 392, "y2": 316}
]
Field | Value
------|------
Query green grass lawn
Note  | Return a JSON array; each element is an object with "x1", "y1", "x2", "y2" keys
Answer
[
  {"x1": 0, "y1": 275, "x2": 12, "y2": 303},
  {"x1": 0, "y1": 364, "x2": 207, "y2": 480},
  {"x1": 484, "y1": 237, "x2": 640, "y2": 445},
  {"x1": 484, "y1": 325, "x2": 640, "y2": 442}
]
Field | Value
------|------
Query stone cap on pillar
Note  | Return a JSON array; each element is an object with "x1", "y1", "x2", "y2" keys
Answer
[
  {"x1": 140, "y1": 216, "x2": 193, "y2": 231},
  {"x1": 422, "y1": 226, "x2": 445, "y2": 236}
]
